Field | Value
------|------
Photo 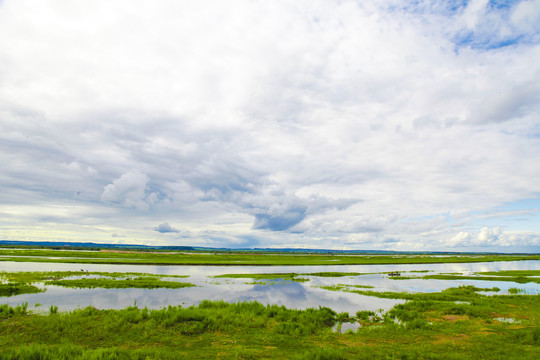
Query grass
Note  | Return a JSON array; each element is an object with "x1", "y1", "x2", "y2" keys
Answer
[
  {"x1": 343, "y1": 284, "x2": 374, "y2": 289},
  {"x1": 422, "y1": 272, "x2": 540, "y2": 284},
  {"x1": 301, "y1": 272, "x2": 367, "y2": 277},
  {"x1": 0, "y1": 287, "x2": 538, "y2": 359},
  {"x1": 213, "y1": 273, "x2": 309, "y2": 282},
  {"x1": 1, "y1": 248, "x2": 538, "y2": 266},
  {"x1": 47, "y1": 277, "x2": 195, "y2": 289},
  {"x1": 328, "y1": 284, "x2": 501, "y2": 300},
  {"x1": 366, "y1": 268, "x2": 540, "y2": 284},
  {"x1": 213, "y1": 272, "x2": 370, "y2": 282},
  {"x1": 508, "y1": 287, "x2": 527, "y2": 295},
  {"x1": 0, "y1": 271, "x2": 194, "y2": 292},
  {"x1": 478, "y1": 270, "x2": 540, "y2": 277},
  {"x1": 0, "y1": 283, "x2": 43, "y2": 297}
]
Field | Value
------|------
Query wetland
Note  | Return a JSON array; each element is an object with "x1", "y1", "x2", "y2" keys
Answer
[{"x1": 1, "y1": 249, "x2": 539, "y2": 359}]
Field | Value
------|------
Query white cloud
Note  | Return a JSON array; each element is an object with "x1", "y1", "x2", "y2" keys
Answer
[
  {"x1": 449, "y1": 232, "x2": 472, "y2": 247},
  {"x1": 446, "y1": 227, "x2": 540, "y2": 249},
  {"x1": 460, "y1": 0, "x2": 489, "y2": 30},
  {"x1": 0, "y1": 0, "x2": 539, "y2": 251},
  {"x1": 477, "y1": 226, "x2": 501, "y2": 245},
  {"x1": 511, "y1": 0, "x2": 540, "y2": 32},
  {"x1": 101, "y1": 171, "x2": 156, "y2": 211}
]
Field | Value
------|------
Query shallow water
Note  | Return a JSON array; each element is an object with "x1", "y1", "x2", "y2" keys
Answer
[{"x1": 1, "y1": 260, "x2": 539, "y2": 312}]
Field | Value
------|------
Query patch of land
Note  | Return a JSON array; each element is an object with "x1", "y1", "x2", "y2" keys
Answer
[
  {"x1": 1, "y1": 286, "x2": 538, "y2": 359},
  {"x1": 381, "y1": 269, "x2": 540, "y2": 284},
  {"x1": 1, "y1": 248, "x2": 538, "y2": 266},
  {"x1": 0, "y1": 271, "x2": 194, "y2": 293}
]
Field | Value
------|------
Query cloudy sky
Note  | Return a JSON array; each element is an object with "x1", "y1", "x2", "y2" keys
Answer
[{"x1": 1, "y1": 0, "x2": 539, "y2": 252}]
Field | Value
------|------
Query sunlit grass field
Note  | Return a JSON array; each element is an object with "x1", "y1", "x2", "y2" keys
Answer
[
  {"x1": 1, "y1": 248, "x2": 538, "y2": 266},
  {"x1": 1, "y1": 286, "x2": 538, "y2": 359},
  {"x1": 1, "y1": 249, "x2": 539, "y2": 359}
]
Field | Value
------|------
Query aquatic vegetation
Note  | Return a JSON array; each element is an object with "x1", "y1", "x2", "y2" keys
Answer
[
  {"x1": 343, "y1": 284, "x2": 374, "y2": 289},
  {"x1": 1, "y1": 261, "x2": 539, "y2": 357},
  {"x1": 0, "y1": 302, "x2": 28, "y2": 318},
  {"x1": 47, "y1": 277, "x2": 195, "y2": 289},
  {"x1": 0, "y1": 271, "x2": 194, "y2": 291},
  {"x1": 365, "y1": 268, "x2": 540, "y2": 285},
  {"x1": 0, "y1": 283, "x2": 43, "y2": 297},
  {"x1": 214, "y1": 272, "x2": 375, "y2": 283},
  {"x1": 478, "y1": 270, "x2": 540, "y2": 277},
  {"x1": 1, "y1": 271, "x2": 188, "y2": 283},
  {"x1": 508, "y1": 288, "x2": 527, "y2": 294},
  {"x1": 0, "y1": 287, "x2": 538, "y2": 359},
  {"x1": 323, "y1": 284, "x2": 502, "y2": 300},
  {"x1": 422, "y1": 273, "x2": 540, "y2": 284},
  {"x1": 213, "y1": 273, "x2": 309, "y2": 282},
  {"x1": 387, "y1": 276, "x2": 418, "y2": 280},
  {"x1": 301, "y1": 272, "x2": 367, "y2": 277}
]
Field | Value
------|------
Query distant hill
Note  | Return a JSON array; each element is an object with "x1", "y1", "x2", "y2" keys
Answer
[
  {"x1": 0, "y1": 240, "x2": 505, "y2": 255},
  {"x1": 0, "y1": 240, "x2": 196, "y2": 251}
]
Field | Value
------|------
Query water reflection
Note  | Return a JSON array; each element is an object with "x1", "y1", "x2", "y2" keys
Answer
[
  {"x1": 2, "y1": 260, "x2": 539, "y2": 277},
  {"x1": 1, "y1": 260, "x2": 539, "y2": 312},
  {"x1": 1, "y1": 279, "x2": 402, "y2": 313}
]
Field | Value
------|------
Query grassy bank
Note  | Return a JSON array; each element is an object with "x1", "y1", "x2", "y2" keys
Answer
[
  {"x1": 382, "y1": 269, "x2": 540, "y2": 284},
  {"x1": 0, "y1": 283, "x2": 43, "y2": 297},
  {"x1": 0, "y1": 271, "x2": 194, "y2": 292},
  {"x1": 1, "y1": 248, "x2": 538, "y2": 266},
  {"x1": 0, "y1": 286, "x2": 538, "y2": 359}
]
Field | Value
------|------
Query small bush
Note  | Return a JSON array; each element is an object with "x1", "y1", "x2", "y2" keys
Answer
[
  {"x1": 298, "y1": 347, "x2": 347, "y2": 360},
  {"x1": 336, "y1": 312, "x2": 351, "y2": 322},
  {"x1": 356, "y1": 310, "x2": 375, "y2": 322}
]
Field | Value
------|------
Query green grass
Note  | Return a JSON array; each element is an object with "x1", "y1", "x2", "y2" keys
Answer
[
  {"x1": 1, "y1": 271, "x2": 188, "y2": 283},
  {"x1": 47, "y1": 277, "x2": 195, "y2": 289},
  {"x1": 1, "y1": 248, "x2": 538, "y2": 266},
  {"x1": 478, "y1": 270, "x2": 540, "y2": 276},
  {"x1": 375, "y1": 269, "x2": 540, "y2": 284},
  {"x1": 301, "y1": 272, "x2": 367, "y2": 277},
  {"x1": 213, "y1": 273, "x2": 308, "y2": 282},
  {"x1": 342, "y1": 284, "x2": 374, "y2": 289},
  {"x1": 213, "y1": 272, "x2": 370, "y2": 282},
  {"x1": 1, "y1": 287, "x2": 538, "y2": 359},
  {"x1": 0, "y1": 283, "x2": 43, "y2": 297},
  {"x1": 323, "y1": 284, "x2": 501, "y2": 300},
  {"x1": 422, "y1": 273, "x2": 540, "y2": 284},
  {"x1": 1, "y1": 271, "x2": 194, "y2": 291}
]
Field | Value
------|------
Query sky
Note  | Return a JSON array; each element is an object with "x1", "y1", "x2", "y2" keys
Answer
[{"x1": 1, "y1": 0, "x2": 539, "y2": 252}]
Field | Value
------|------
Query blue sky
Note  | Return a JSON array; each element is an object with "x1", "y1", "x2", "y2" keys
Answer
[{"x1": 0, "y1": 0, "x2": 539, "y2": 252}]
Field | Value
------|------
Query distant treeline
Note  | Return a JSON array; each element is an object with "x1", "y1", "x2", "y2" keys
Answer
[{"x1": 0, "y1": 240, "x2": 525, "y2": 255}]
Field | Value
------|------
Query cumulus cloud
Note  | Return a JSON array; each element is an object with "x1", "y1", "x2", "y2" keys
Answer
[
  {"x1": 449, "y1": 232, "x2": 472, "y2": 247},
  {"x1": 477, "y1": 226, "x2": 501, "y2": 245},
  {"x1": 154, "y1": 223, "x2": 179, "y2": 234},
  {"x1": 447, "y1": 227, "x2": 540, "y2": 250},
  {"x1": 1, "y1": 0, "x2": 539, "y2": 251},
  {"x1": 101, "y1": 171, "x2": 156, "y2": 211}
]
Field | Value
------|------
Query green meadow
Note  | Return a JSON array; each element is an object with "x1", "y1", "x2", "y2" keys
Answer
[
  {"x1": 0, "y1": 248, "x2": 538, "y2": 265},
  {"x1": 1, "y1": 249, "x2": 539, "y2": 358},
  {"x1": 0, "y1": 271, "x2": 194, "y2": 294},
  {"x1": 382, "y1": 269, "x2": 540, "y2": 284},
  {"x1": 1, "y1": 286, "x2": 538, "y2": 359}
]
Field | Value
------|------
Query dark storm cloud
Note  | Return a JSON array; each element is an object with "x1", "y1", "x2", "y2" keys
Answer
[{"x1": 252, "y1": 207, "x2": 307, "y2": 231}]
